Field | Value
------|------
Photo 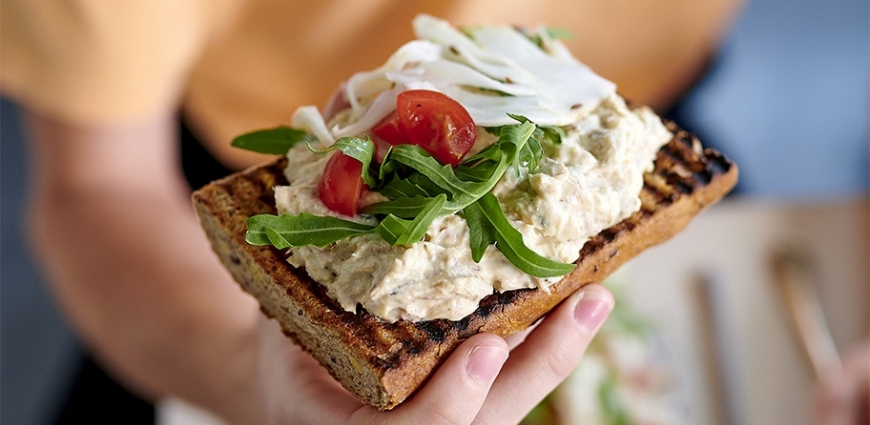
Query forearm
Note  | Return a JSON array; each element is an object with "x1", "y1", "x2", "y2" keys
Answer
[{"x1": 24, "y1": 111, "x2": 263, "y2": 424}]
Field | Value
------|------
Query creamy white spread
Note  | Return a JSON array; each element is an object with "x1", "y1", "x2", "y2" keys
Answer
[{"x1": 273, "y1": 15, "x2": 672, "y2": 322}]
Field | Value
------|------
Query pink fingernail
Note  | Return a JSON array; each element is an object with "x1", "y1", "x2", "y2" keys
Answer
[
  {"x1": 467, "y1": 344, "x2": 509, "y2": 383},
  {"x1": 573, "y1": 286, "x2": 613, "y2": 332}
]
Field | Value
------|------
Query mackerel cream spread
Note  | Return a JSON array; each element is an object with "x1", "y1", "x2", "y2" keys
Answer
[{"x1": 273, "y1": 15, "x2": 671, "y2": 322}]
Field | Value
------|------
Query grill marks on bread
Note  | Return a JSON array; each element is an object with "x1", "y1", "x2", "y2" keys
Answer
[{"x1": 192, "y1": 121, "x2": 737, "y2": 410}]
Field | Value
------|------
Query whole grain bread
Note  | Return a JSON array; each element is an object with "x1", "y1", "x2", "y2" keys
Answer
[{"x1": 191, "y1": 121, "x2": 738, "y2": 410}]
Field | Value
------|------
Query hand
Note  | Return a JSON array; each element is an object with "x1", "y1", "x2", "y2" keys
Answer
[
  {"x1": 813, "y1": 341, "x2": 870, "y2": 425},
  {"x1": 256, "y1": 283, "x2": 613, "y2": 425}
]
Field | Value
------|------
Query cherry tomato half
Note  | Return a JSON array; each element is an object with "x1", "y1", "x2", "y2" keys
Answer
[
  {"x1": 372, "y1": 111, "x2": 408, "y2": 146},
  {"x1": 372, "y1": 90, "x2": 476, "y2": 166},
  {"x1": 318, "y1": 152, "x2": 369, "y2": 216},
  {"x1": 320, "y1": 90, "x2": 475, "y2": 216}
]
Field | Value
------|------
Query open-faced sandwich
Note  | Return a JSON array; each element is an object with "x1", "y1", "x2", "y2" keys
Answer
[{"x1": 192, "y1": 14, "x2": 738, "y2": 411}]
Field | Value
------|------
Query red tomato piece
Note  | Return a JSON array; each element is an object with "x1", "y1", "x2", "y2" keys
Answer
[
  {"x1": 372, "y1": 111, "x2": 408, "y2": 146},
  {"x1": 318, "y1": 152, "x2": 369, "y2": 216},
  {"x1": 372, "y1": 90, "x2": 476, "y2": 167}
]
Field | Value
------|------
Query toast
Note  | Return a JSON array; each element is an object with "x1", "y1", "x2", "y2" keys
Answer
[{"x1": 192, "y1": 120, "x2": 738, "y2": 410}]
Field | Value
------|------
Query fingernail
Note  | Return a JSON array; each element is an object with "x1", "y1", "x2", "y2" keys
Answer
[
  {"x1": 467, "y1": 344, "x2": 509, "y2": 383},
  {"x1": 573, "y1": 286, "x2": 613, "y2": 332}
]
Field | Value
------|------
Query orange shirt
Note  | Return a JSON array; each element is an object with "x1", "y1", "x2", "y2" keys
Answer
[{"x1": 1, "y1": 0, "x2": 743, "y2": 168}]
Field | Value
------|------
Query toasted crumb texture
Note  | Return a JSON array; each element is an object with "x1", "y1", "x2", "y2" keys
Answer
[{"x1": 192, "y1": 121, "x2": 738, "y2": 410}]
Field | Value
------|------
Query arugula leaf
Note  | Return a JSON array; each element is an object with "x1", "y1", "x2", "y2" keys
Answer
[
  {"x1": 463, "y1": 201, "x2": 497, "y2": 262},
  {"x1": 242, "y1": 118, "x2": 576, "y2": 280},
  {"x1": 501, "y1": 115, "x2": 558, "y2": 174},
  {"x1": 231, "y1": 126, "x2": 318, "y2": 154},
  {"x1": 520, "y1": 136, "x2": 543, "y2": 173},
  {"x1": 386, "y1": 145, "x2": 464, "y2": 193},
  {"x1": 363, "y1": 195, "x2": 439, "y2": 219},
  {"x1": 453, "y1": 161, "x2": 499, "y2": 182},
  {"x1": 309, "y1": 137, "x2": 379, "y2": 188},
  {"x1": 461, "y1": 124, "x2": 526, "y2": 166},
  {"x1": 373, "y1": 215, "x2": 410, "y2": 245},
  {"x1": 494, "y1": 122, "x2": 538, "y2": 177},
  {"x1": 538, "y1": 125, "x2": 567, "y2": 145},
  {"x1": 403, "y1": 194, "x2": 447, "y2": 243},
  {"x1": 405, "y1": 171, "x2": 451, "y2": 197},
  {"x1": 367, "y1": 124, "x2": 534, "y2": 220},
  {"x1": 247, "y1": 197, "x2": 447, "y2": 250},
  {"x1": 374, "y1": 141, "x2": 517, "y2": 214},
  {"x1": 507, "y1": 113, "x2": 567, "y2": 145},
  {"x1": 383, "y1": 194, "x2": 446, "y2": 245},
  {"x1": 377, "y1": 177, "x2": 432, "y2": 200},
  {"x1": 483, "y1": 126, "x2": 502, "y2": 137},
  {"x1": 246, "y1": 214, "x2": 374, "y2": 248},
  {"x1": 465, "y1": 193, "x2": 576, "y2": 277}
]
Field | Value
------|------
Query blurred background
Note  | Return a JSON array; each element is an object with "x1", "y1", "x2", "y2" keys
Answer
[{"x1": 2, "y1": 0, "x2": 867, "y2": 423}]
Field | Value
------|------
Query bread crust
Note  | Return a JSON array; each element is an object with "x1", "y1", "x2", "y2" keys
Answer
[{"x1": 192, "y1": 121, "x2": 738, "y2": 410}]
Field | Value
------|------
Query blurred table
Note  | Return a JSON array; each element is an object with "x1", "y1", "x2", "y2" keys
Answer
[{"x1": 621, "y1": 196, "x2": 869, "y2": 425}]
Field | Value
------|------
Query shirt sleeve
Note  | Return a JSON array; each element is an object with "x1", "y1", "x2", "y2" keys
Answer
[{"x1": 0, "y1": 0, "x2": 241, "y2": 125}]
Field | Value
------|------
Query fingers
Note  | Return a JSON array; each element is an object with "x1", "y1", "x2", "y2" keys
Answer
[
  {"x1": 813, "y1": 341, "x2": 870, "y2": 425},
  {"x1": 504, "y1": 321, "x2": 539, "y2": 351},
  {"x1": 263, "y1": 284, "x2": 611, "y2": 425},
  {"x1": 475, "y1": 283, "x2": 614, "y2": 425},
  {"x1": 258, "y1": 316, "x2": 360, "y2": 425},
  {"x1": 257, "y1": 318, "x2": 292, "y2": 425},
  {"x1": 354, "y1": 333, "x2": 509, "y2": 425}
]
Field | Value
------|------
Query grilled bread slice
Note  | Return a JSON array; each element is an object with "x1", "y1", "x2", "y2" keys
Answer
[{"x1": 192, "y1": 121, "x2": 737, "y2": 410}]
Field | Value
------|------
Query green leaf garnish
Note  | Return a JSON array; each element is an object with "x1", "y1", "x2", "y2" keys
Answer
[
  {"x1": 377, "y1": 177, "x2": 432, "y2": 200},
  {"x1": 508, "y1": 113, "x2": 567, "y2": 145},
  {"x1": 363, "y1": 194, "x2": 440, "y2": 219},
  {"x1": 463, "y1": 200, "x2": 497, "y2": 263},
  {"x1": 376, "y1": 194, "x2": 447, "y2": 245},
  {"x1": 246, "y1": 214, "x2": 375, "y2": 248},
  {"x1": 465, "y1": 193, "x2": 575, "y2": 277},
  {"x1": 242, "y1": 118, "x2": 576, "y2": 280},
  {"x1": 308, "y1": 137, "x2": 379, "y2": 188},
  {"x1": 231, "y1": 126, "x2": 318, "y2": 154}
]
